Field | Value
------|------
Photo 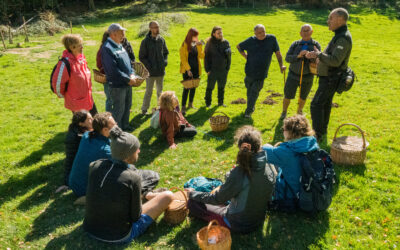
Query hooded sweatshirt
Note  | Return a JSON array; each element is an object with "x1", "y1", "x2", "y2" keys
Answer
[{"x1": 262, "y1": 136, "x2": 319, "y2": 200}]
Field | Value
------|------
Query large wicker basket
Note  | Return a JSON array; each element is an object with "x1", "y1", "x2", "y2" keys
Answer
[
  {"x1": 93, "y1": 69, "x2": 106, "y2": 84},
  {"x1": 209, "y1": 112, "x2": 229, "y2": 132},
  {"x1": 197, "y1": 220, "x2": 231, "y2": 250},
  {"x1": 181, "y1": 78, "x2": 200, "y2": 89},
  {"x1": 129, "y1": 62, "x2": 150, "y2": 87},
  {"x1": 330, "y1": 123, "x2": 368, "y2": 165},
  {"x1": 309, "y1": 61, "x2": 317, "y2": 75},
  {"x1": 163, "y1": 187, "x2": 188, "y2": 225}
]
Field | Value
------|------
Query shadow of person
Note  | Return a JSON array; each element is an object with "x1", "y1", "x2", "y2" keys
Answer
[
  {"x1": 135, "y1": 127, "x2": 168, "y2": 168},
  {"x1": 17, "y1": 132, "x2": 66, "y2": 167},
  {"x1": 185, "y1": 106, "x2": 218, "y2": 128},
  {"x1": 165, "y1": 219, "x2": 204, "y2": 249},
  {"x1": 129, "y1": 113, "x2": 151, "y2": 132},
  {"x1": 0, "y1": 159, "x2": 63, "y2": 209},
  {"x1": 271, "y1": 119, "x2": 284, "y2": 145}
]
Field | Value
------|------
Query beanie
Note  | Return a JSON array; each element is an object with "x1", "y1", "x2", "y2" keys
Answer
[{"x1": 109, "y1": 126, "x2": 140, "y2": 161}]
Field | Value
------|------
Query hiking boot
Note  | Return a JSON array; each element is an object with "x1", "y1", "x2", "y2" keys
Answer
[
  {"x1": 244, "y1": 113, "x2": 252, "y2": 119},
  {"x1": 141, "y1": 110, "x2": 147, "y2": 115},
  {"x1": 280, "y1": 111, "x2": 287, "y2": 120}
]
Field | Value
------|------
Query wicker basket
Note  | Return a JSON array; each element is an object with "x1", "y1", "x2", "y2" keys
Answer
[
  {"x1": 129, "y1": 62, "x2": 150, "y2": 87},
  {"x1": 209, "y1": 112, "x2": 230, "y2": 132},
  {"x1": 197, "y1": 220, "x2": 232, "y2": 250},
  {"x1": 93, "y1": 69, "x2": 106, "y2": 84},
  {"x1": 181, "y1": 78, "x2": 200, "y2": 89},
  {"x1": 330, "y1": 123, "x2": 369, "y2": 165},
  {"x1": 309, "y1": 61, "x2": 317, "y2": 75},
  {"x1": 163, "y1": 187, "x2": 188, "y2": 225}
]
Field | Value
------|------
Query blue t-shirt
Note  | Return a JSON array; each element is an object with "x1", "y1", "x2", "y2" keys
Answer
[
  {"x1": 68, "y1": 132, "x2": 112, "y2": 197},
  {"x1": 239, "y1": 35, "x2": 280, "y2": 80}
]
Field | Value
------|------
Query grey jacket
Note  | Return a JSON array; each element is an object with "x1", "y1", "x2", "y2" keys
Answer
[
  {"x1": 139, "y1": 32, "x2": 169, "y2": 77},
  {"x1": 189, "y1": 151, "x2": 276, "y2": 233},
  {"x1": 317, "y1": 25, "x2": 352, "y2": 76},
  {"x1": 285, "y1": 38, "x2": 321, "y2": 76}
]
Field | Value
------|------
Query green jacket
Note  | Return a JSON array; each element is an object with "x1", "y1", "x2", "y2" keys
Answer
[
  {"x1": 189, "y1": 151, "x2": 276, "y2": 233},
  {"x1": 317, "y1": 25, "x2": 352, "y2": 76}
]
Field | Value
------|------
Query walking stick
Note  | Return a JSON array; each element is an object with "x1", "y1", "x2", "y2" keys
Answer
[
  {"x1": 283, "y1": 68, "x2": 286, "y2": 85},
  {"x1": 298, "y1": 58, "x2": 304, "y2": 105}
]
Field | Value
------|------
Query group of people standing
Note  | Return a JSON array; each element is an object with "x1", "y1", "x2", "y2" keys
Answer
[{"x1": 51, "y1": 7, "x2": 352, "y2": 244}]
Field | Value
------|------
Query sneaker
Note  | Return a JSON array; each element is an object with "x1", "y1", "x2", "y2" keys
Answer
[
  {"x1": 244, "y1": 113, "x2": 252, "y2": 118},
  {"x1": 218, "y1": 103, "x2": 227, "y2": 107},
  {"x1": 206, "y1": 104, "x2": 211, "y2": 108},
  {"x1": 280, "y1": 111, "x2": 287, "y2": 120},
  {"x1": 141, "y1": 110, "x2": 147, "y2": 115}
]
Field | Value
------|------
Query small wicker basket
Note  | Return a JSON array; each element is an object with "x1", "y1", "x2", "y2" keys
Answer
[
  {"x1": 209, "y1": 112, "x2": 229, "y2": 132},
  {"x1": 330, "y1": 123, "x2": 368, "y2": 165},
  {"x1": 129, "y1": 62, "x2": 150, "y2": 87},
  {"x1": 163, "y1": 187, "x2": 188, "y2": 225},
  {"x1": 93, "y1": 69, "x2": 106, "y2": 84},
  {"x1": 181, "y1": 78, "x2": 200, "y2": 89},
  {"x1": 309, "y1": 61, "x2": 317, "y2": 75},
  {"x1": 197, "y1": 220, "x2": 232, "y2": 250}
]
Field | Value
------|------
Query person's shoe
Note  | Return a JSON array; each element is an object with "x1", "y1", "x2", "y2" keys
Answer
[
  {"x1": 182, "y1": 106, "x2": 187, "y2": 115},
  {"x1": 141, "y1": 110, "x2": 147, "y2": 115},
  {"x1": 244, "y1": 113, "x2": 252, "y2": 118},
  {"x1": 297, "y1": 110, "x2": 304, "y2": 116},
  {"x1": 280, "y1": 111, "x2": 287, "y2": 120},
  {"x1": 218, "y1": 103, "x2": 227, "y2": 107},
  {"x1": 188, "y1": 102, "x2": 197, "y2": 110},
  {"x1": 206, "y1": 104, "x2": 211, "y2": 108}
]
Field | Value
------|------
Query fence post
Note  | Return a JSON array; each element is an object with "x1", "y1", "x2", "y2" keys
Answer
[
  {"x1": 1, "y1": 31, "x2": 6, "y2": 50},
  {"x1": 23, "y1": 16, "x2": 29, "y2": 42}
]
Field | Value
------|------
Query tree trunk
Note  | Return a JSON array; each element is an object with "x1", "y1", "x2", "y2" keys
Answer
[{"x1": 88, "y1": 0, "x2": 95, "y2": 10}]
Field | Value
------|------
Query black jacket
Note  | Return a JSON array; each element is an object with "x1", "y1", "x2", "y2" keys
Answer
[
  {"x1": 64, "y1": 124, "x2": 84, "y2": 185},
  {"x1": 204, "y1": 38, "x2": 231, "y2": 72},
  {"x1": 285, "y1": 38, "x2": 321, "y2": 76},
  {"x1": 139, "y1": 32, "x2": 169, "y2": 77},
  {"x1": 83, "y1": 159, "x2": 142, "y2": 241},
  {"x1": 121, "y1": 38, "x2": 136, "y2": 64}
]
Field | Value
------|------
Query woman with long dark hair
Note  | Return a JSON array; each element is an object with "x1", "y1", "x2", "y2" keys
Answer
[{"x1": 179, "y1": 28, "x2": 204, "y2": 114}]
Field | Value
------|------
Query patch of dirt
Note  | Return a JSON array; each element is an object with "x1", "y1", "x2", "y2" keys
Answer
[
  {"x1": 332, "y1": 102, "x2": 339, "y2": 108},
  {"x1": 262, "y1": 97, "x2": 277, "y2": 105},
  {"x1": 268, "y1": 92, "x2": 283, "y2": 98},
  {"x1": 231, "y1": 98, "x2": 246, "y2": 104},
  {"x1": 266, "y1": 90, "x2": 274, "y2": 93}
]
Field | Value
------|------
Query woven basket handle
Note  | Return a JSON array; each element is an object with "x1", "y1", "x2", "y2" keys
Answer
[
  {"x1": 169, "y1": 187, "x2": 188, "y2": 205},
  {"x1": 205, "y1": 220, "x2": 220, "y2": 246},
  {"x1": 212, "y1": 111, "x2": 229, "y2": 118},
  {"x1": 333, "y1": 123, "x2": 366, "y2": 149}
]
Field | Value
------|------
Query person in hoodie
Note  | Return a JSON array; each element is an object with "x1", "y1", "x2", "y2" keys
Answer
[
  {"x1": 139, "y1": 21, "x2": 169, "y2": 115},
  {"x1": 204, "y1": 26, "x2": 231, "y2": 108},
  {"x1": 52, "y1": 34, "x2": 98, "y2": 116},
  {"x1": 187, "y1": 126, "x2": 276, "y2": 233},
  {"x1": 262, "y1": 115, "x2": 319, "y2": 208}
]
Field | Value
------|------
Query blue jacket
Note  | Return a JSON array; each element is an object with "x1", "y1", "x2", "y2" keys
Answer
[
  {"x1": 101, "y1": 37, "x2": 133, "y2": 88},
  {"x1": 262, "y1": 136, "x2": 319, "y2": 200},
  {"x1": 68, "y1": 132, "x2": 111, "y2": 197}
]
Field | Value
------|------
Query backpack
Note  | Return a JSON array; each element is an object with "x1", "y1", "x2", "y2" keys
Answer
[
  {"x1": 184, "y1": 176, "x2": 223, "y2": 192},
  {"x1": 50, "y1": 57, "x2": 71, "y2": 96},
  {"x1": 150, "y1": 110, "x2": 160, "y2": 129},
  {"x1": 336, "y1": 67, "x2": 356, "y2": 94},
  {"x1": 297, "y1": 149, "x2": 336, "y2": 213}
]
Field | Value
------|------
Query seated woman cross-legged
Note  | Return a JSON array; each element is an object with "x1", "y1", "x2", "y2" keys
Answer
[
  {"x1": 262, "y1": 115, "x2": 319, "y2": 211},
  {"x1": 186, "y1": 126, "x2": 276, "y2": 234},
  {"x1": 159, "y1": 91, "x2": 197, "y2": 149}
]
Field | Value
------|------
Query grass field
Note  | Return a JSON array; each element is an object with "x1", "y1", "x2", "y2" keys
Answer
[{"x1": 0, "y1": 5, "x2": 399, "y2": 249}]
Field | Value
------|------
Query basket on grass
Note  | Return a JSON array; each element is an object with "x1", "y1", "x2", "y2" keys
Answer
[
  {"x1": 163, "y1": 187, "x2": 188, "y2": 224},
  {"x1": 197, "y1": 220, "x2": 231, "y2": 250},
  {"x1": 129, "y1": 61, "x2": 150, "y2": 87},
  {"x1": 93, "y1": 69, "x2": 106, "y2": 84},
  {"x1": 330, "y1": 123, "x2": 369, "y2": 165},
  {"x1": 309, "y1": 61, "x2": 317, "y2": 75},
  {"x1": 209, "y1": 112, "x2": 230, "y2": 132},
  {"x1": 181, "y1": 78, "x2": 200, "y2": 89}
]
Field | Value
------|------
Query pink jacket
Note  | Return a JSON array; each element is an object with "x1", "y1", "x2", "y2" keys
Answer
[{"x1": 52, "y1": 50, "x2": 93, "y2": 112}]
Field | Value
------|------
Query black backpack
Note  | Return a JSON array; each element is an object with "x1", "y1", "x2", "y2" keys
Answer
[
  {"x1": 297, "y1": 149, "x2": 336, "y2": 213},
  {"x1": 50, "y1": 57, "x2": 71, "y2": 93}
]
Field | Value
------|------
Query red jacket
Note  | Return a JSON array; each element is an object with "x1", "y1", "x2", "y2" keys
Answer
[
  {"x1": 52, "y1": 50, "x2": 93, "y2": 112},
  {"x1": 159, "y1": 108, "x2": 190, "y2": 146}
]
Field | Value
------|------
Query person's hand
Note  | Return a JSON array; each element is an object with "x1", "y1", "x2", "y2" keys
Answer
[
  {"x1": 297, "y1": 50, "x2": 308, "y2": 58},
  {"x1": 187, "y1": 70, "x2": 193, "y2": 78},
  {"x1": 196, "y1": 41, "x2": 203, "y2": 46},
  {"x1": 169, "y1": 143, "x2": 177, "y2": 149},
  {"x1": 280, "y1": 65, "x2": 287, "y2": 74},
  {"x1": 274, "y1": 142, "x2": 282, "y2": 147},
  {"x1": 129, "y1": 77, "x2": 137, "y2": 85},
  {"x1": 184, "y1": 188, "x2": 195, "y2": 192}
]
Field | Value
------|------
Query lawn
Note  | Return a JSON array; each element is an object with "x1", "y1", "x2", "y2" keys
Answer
[{"x1": 0, "y1": 5, "x2": 399, "y2": 249}]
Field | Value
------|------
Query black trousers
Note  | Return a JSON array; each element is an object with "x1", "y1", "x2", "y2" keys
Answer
[
  {"x1": 182, "y1": 72, "x2": 198, "y2": 107},
  {"x1": 205, "y1": 70, "x2": 228, "y2": 106},
  {"x1": 310, "y1": 76, "x2": 338, "y2": 136},
  {"x1": 175, "y1": 125, "x2": 197, "y2": 139}
]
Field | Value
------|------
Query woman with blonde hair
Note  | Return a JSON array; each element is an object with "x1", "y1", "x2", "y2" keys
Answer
[
  {"x1": 179, "y1": 28, "x2": 205, "y2": 114},
  {"x1": 159, "y1": 91, "x2": 196, "y2": 149},
  {"x1": 52, "y1": 34, "x2": 97, "y2": 115},
  {"x1": 263, "y1": 115, "x2": 319, "y2": 210}
]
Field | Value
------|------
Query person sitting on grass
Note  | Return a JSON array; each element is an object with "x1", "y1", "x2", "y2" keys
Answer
[
  {"x1": 56, "y1": 110, "x2": 93, "y2": 193},
  {"x1": 68, "y1": 112, "x2": 116, "y2": 198},
  {"x1": 262, "y1": 115, "x2": 319, "y2": 211},
  {"x1": 159, "y1": 91, "x2": 197, "y2": 149},
  {"x1": 83, "y1": 126, "x2": 173, "y2": 243},
  {"x1": 186, "y1": 126, "x2": 276, "y2": 233}
]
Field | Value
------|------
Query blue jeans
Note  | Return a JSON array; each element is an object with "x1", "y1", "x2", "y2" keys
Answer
[
  {"x1": 109, "y1": 86, "x2": 132, "y2": 130},
  {"x1": 104, "y1": 83, "x2": 112, "y2": 112}
]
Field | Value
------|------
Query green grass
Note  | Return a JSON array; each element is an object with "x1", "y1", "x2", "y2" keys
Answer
[{"x1": 1, "y1": 5, "x2": 399, "y2": 249}]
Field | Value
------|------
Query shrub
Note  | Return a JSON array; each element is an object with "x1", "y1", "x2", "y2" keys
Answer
[{"x1": 137, "y1": 13, "x2": 188, "y2": 37}]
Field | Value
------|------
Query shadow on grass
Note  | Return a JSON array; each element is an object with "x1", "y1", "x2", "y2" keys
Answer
[
  {"x1": 272, "y1": 118, "x2": 284, "y2": 144},
  {"x1": 190, "y1": 6, "x2": 278, "y2": 16},
  {"x1": 135, "y1": 127, "x2": 168, "y2": 168},
  {"x1": 202, "y1": 113, "x2": 254, "y2": 151},
  {"x1": 165, "y1": 219, "x2": 204, "y2": 249},
  {"x1": 185, "y1": 106, "x2": 218, "y2": 128},
  {"x1": 129, "y1": 113, "x2": 151, "y2": 132},
  {"x1": 0, "y1": 160, "x2": 63, "y2": 209},
  {"x1": 17, "y1": 132, "x2": 66, "y2": 167}
]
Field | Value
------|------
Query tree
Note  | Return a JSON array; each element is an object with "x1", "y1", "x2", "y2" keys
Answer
[{"x1": 88, "y1": 0, "x2": 95, "y2": 10}]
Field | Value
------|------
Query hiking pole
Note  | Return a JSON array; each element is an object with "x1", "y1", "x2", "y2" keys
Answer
[
  {"x1": 283, "y1": 67, "x2": 286, "y2": 85},
  {"x1": 298, "y1": 58, "x2": 304, "y2": 105}
]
